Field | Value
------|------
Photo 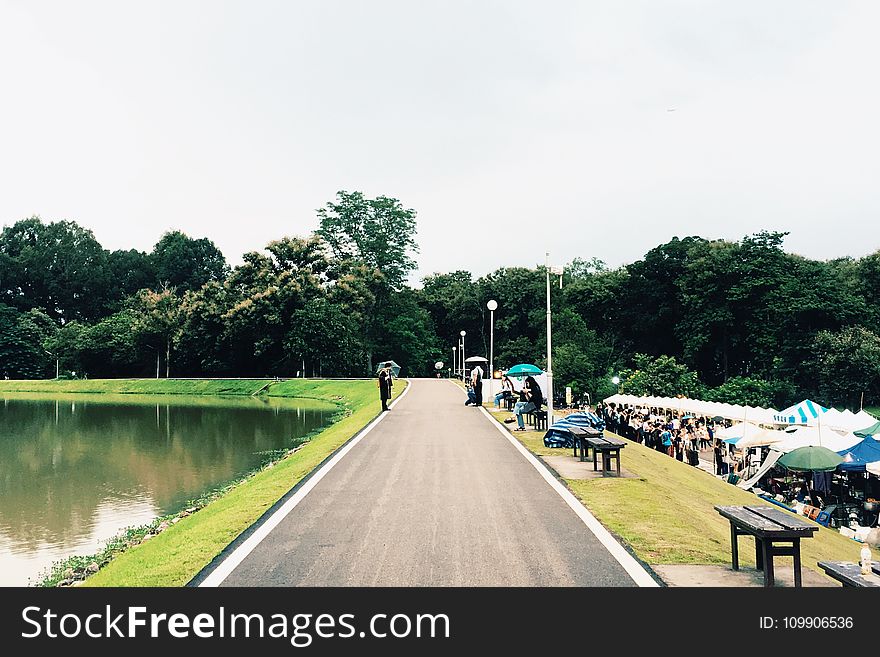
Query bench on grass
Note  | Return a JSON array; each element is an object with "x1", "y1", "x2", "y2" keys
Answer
[
  {"x1": 568, "y1": 426, "x2": 625, "y2": 477},
  {"x1": 714, "y1": 505, "x2": 818, "y2": 587}
]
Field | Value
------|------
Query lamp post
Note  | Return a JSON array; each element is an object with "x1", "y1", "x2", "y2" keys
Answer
[
  {"x1": 612, "y1": 375, "x2": 620, "y2": 394},
  {"x1": 545, "y1": 253, "x2": 563, "y2": 427},
  {"x1": 44, "y1": 349, "x2": 59, "y2": 379},
  {"x1": 486, "y1": 300, "x2": 497, "y2": 401},
  {"x1": 460, "y1": 330, "x2": 466, "y2": 381},
  {"x1": 452, "y1": 346, "x2": 457, "y2": 380}
]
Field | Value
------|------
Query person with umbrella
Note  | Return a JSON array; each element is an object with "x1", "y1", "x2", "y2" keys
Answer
[
  {"x1": 513, "y1": 375, "x2": 543, "y2": 431},
  {"x1": 378, "y1": 366, "x2": 393, "y2": 412},
  {"x1": 470, "y1": 361, "x2": 484, "y2": 407}
]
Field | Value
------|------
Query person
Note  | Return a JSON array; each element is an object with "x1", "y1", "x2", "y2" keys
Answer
[
  {"x1": 378, "y1": 366, "x2": 393, "y2": 411},
  {"x1": 470, "y1": 363, "x2": 484, "y2": 407},
  {"x1": 713, "y1": 439, "x2": 725, "y2": 475},
  {"x1": 464, "y1": 384, "x2": 478, "y2": 406},
  {"x1": 660, "y1": 427, "x2": 673, "y2": 457},
  {"x1": 673, "y1": 430, "x2": 684, "y2": 462},
  {"x1": 494, "y1": 374, "x2": 514, "y2": 408},
  {"x1": 513, "y1": 375, "x2": 542, "y2": 431}
]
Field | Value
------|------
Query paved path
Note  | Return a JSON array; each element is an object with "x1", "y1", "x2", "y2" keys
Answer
[{"x1": 204, "y1": 378, "x2": 644, "y2": 586}]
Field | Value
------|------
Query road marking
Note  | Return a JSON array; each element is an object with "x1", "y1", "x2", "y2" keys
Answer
[
  {"x1": 479, "y1": 405, "x2": 659, "y2": 587},
  {"x1": 198, "y1": 381, "x2": 412, "y2": 587}
]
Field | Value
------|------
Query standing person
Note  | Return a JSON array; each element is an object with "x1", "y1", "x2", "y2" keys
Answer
[
  {"x1": 513, "y1": 375, "x2": 542, "y2": 431},
  {"x1": 378, "y1": 367, "x2": 393, "y2": 412},
  {"x1": 713, "y1": 439, "x2": 725, "y2": 475},
  {"x1": 471, "y1": 363, "x2": 484, "y2": 407},
  {"x1": 660, "y1": 426, "x2": 673, "y2": 457}
]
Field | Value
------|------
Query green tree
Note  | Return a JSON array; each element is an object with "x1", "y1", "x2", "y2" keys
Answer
[
  {"x1": 151, "y1": 230, "x2": 228, "y2": 293},
  {"x1": 0, "y1": 217, "x2": 113, "y2": 321},
  {"x1": 316, "y1": 191, "x2": 418, "y2": 291},
  {"x1": 706, "y1": 376, "x2": 777, "y2": 407},
  {"x1": 812, "y1": 326, "x2": 880, "y2": 409},
  {"x1": 618, "y1": 353, "x2": 705, "y2": 398}
]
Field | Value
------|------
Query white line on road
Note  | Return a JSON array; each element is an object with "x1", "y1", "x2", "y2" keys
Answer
[
  {"x1": 479, "y1": 406, "x2": 659, "y2": 587},
  {"x1": 198, "y1": 381, "x2": 413, "y2": 587}
]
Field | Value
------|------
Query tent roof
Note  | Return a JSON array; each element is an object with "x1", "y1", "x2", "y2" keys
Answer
[{"x1": 837, "y1": 437, "x2": 880, "y2": 471}]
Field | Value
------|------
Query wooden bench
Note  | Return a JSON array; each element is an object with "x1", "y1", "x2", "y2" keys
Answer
[
  {"x1": 817, "y1": 560, "x2": 880, "y2": 587},
  {"x1": 526, "y1": 409, "x2": 547, "y2": 431},
  {"x1": 568, "y1": 427, "x2": 625, "y2": 476},
  {"x1": 715, "y1": 505, "x2": 818, "y2": 587}
]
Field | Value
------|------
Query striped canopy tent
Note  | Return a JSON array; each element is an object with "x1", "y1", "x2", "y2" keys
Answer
[{"x1": 772, "y1": 399, "x2": 828, "y2": 426}]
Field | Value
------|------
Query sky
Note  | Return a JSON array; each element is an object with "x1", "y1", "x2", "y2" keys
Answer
[{"x1": 1, "y1": 1, "x2": 878, "y2": 286}]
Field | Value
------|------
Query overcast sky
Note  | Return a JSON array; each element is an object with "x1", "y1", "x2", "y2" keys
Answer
[{"x1": 1, "y1": 1, "x2": 878, "y2": 285}]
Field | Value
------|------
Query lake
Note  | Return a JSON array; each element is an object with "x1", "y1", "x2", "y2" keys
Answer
[{"x1": 0, "y1": 392, "x2": 335, "y2": 586}]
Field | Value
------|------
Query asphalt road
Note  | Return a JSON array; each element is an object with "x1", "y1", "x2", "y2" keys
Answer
[{"x1": 214, "y1": 378, "x2": 638, "y2": 586}]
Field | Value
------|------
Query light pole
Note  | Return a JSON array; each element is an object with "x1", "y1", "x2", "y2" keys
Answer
[
  {"x1": 452, "y1": 346, "x2": 457, "y2": 380},
  {"x1": 44, "y1": 349, "x2": 59, "y2": 379},
  {"x1": 486, "y1": 299, "x2": 497, "y2": 400},
  {"x1": 545, "y1": 253, "x2": 563, "y2": 427},
  {"x1": 612, "y1": 375, "x2": 621, "y2": 394},
  {"x1": 460, "y1": 330, "x2": 466, "y2": 381}
]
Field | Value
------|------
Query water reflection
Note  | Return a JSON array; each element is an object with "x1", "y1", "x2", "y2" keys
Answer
[{"x1": 0, "y1": 393, "x2": 334, "y2": 586}]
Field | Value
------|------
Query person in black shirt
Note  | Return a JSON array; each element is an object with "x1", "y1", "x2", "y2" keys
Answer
[{"x1": 513, "y1": 376, "x2": 542, "y2": 431}]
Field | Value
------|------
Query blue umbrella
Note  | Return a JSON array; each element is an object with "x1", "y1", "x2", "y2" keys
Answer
[{"x1": 506, "y1": 363, "x2": 543, "y2": 376}]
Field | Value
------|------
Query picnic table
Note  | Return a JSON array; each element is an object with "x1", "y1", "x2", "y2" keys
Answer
[
  {"x1": 715, "y1": 505, "x2": 818, "y2": 587},
  {"x1": 568, "y1": 426, "x2": 626, "y2": 477},
  {"x1": 817, "y1": 560, "x2": 880, "y2": 587}
]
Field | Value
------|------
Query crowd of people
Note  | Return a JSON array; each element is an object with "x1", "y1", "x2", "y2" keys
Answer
[{"x1": 597, "y1": 402, "x2": 740, "y2": 474}]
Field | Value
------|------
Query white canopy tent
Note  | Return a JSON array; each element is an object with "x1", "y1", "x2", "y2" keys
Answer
[
  {"x1": 868, "y1": 461, "x2": 880, "y2": 477},
  {"x1": 603, "y1": 394, "x2": 780, "y2": 425},
  {"x1": 718, "y1": 422, "x2": 787, "y2": 449},
  {"x1": 770, "y1": 426, "x2": 861, "y2": 454},
  {"x1": 603, "y1": 393, "x2": 877, "y2": 431}
]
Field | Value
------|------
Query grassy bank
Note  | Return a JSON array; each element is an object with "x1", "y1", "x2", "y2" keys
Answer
[
  {"x1": 0, "y1": 378, "x2": 273, "y2": 396},
  {"x1": 487, "y1": 406, "x2": 872, "y2": 581},
  {"x1": 0, "y1": 377, "x2": 401, "y2": 587}
]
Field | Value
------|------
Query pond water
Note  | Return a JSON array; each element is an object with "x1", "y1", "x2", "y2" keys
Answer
[{"x1": 0, "y1": 393, "x2": 336, "y2": 586}]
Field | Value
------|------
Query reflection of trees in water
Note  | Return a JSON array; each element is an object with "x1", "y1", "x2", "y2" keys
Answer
[{"x1": 0, "y1": 397, "x2": 330, "y2": 552}]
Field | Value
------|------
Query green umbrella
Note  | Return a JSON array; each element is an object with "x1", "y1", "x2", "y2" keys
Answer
[
  {"x1": 506, "y1": 363, "x2": 542, "y2": 376},
  {"x1": 854, "y1": 421, "x2": 880, "y2": 439},
  {"x1": 777, "y1": 446, "x2": 843, "y2": 472}
]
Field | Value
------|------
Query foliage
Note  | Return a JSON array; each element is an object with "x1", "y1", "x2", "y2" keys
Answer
[
  {"x1": 316, "y1": 190, "x2": 418, "y2": 291},
  {"x1": 618, "y1": 353, "x2": 705, "y2": 398},
  {"x1": 812, "y1": 326, "x2": 880, "y2": 409},
  {"x1": 706, "y1": 376, "x2": 777, "y2": 407}
]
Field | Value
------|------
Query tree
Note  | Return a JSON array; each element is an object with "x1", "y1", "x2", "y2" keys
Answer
[
  {"x1": 316, "y1": 191, "x2": 418, "y2": 291},
  {"x1": 618, "y1": 353, "x2": 705, "y2": 398},
  {"x1": 151, "y1": 230, "x2": 228, "y2": 293},
  {"x1": 0, "y1": 304, "x2": 51, "y2": 378},
  {"x1": 812, "y1": 326, "x2": 880, "y2": 409},
  {"x1": 706, "y1": 376, "x2": 777, "y2": 407},
  {"x1": 285, "y1": 298, "x2": 364, "y2": 377},
  {"x1": 0, "y1": 217, "x2": 113, "y2": 321},
  {"x1": 130, "y1": 287, "x2": 181, "y2": 377}
]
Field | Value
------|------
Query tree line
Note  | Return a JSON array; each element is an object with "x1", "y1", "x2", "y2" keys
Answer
[{"x1": 1, "y1": 192, "x2": 878, "y2": 410}]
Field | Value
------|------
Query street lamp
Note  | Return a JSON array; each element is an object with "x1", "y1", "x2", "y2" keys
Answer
[
  {"x1": 452, "y1": 346, "x2": 457, "y2": 380},
  {"x1": 612, "y1": 375, "x2": 621, "y2": 394},
  {"x1": 460, "y1": 330, "x2": 466, "y2": 381},
  {"x1": 44, "y1": 349, "x2": 59, "y2": 379},
  {"x1": 486, "y1": 300, "x2": 497, "y2": 400},
  {"x1": 544, "y1": 253, "x2": 563, "y2": 427}
]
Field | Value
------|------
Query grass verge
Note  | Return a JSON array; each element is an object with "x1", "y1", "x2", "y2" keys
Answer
[
  {"x1": 486, "y1": 406, "x2": 872, "y2": 581},
  {"x1": 0, "y1": 378, "x2": 402, "y2": 587}
]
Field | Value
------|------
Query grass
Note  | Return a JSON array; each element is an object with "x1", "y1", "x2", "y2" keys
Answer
[
  {"x1": 0, "y1": 377, "x2": 402, "y2": 587},
  {"x1": 865, "y1": 407, "x2": 879, "y2": 419},
  {"x1": 0, "y1": 378, "x2": 273, "y2": 396},
  {"x1": 486, "y1": 406, "x2": 873, "y2": 581}
]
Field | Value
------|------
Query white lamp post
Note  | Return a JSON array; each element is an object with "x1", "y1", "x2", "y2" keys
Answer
[
  {"x1": 452, "y1": 346, "x2": 457, "y2": 380},
  {"x1": 460, "y1": 330, "x2": 466, "y2": 381},
  {"x1": 612, "y1": 375, "x2": 621, "y2": 394},
  {"x1": 486, "y1": 299, "x2": 497, "y2": 401}
]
